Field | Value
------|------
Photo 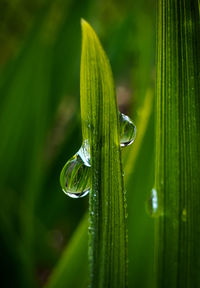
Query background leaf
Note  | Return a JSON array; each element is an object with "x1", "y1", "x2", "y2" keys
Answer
[{"x1": 155, "y1": 0, "x2": 200, "y2": 287}]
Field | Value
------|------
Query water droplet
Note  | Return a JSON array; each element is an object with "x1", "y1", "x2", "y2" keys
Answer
[
  {"x1": 147, "y1": 188, "x2": 160, "y2": 217},
  {"x1": 60, "y1": 142, "x2": 91, "y2": 198},
  {"x1": 119, "y1": 112, "x2": 136, "y2": 147},
  {"x1": 181, "y1": 208, "x2": 187, "y2": 222}
]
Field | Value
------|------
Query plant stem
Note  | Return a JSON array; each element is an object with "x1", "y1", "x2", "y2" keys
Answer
[{"x1": 155, "y1": 0, "x2": 200, "y2": 287}]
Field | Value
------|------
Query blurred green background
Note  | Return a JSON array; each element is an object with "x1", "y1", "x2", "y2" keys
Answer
[{"x1": 0, "y1": 0, "x2": 155, "y2": 287}]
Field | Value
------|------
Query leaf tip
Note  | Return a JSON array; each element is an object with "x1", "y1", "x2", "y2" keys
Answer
[
  {"x1": 80, "y1": 18, "x2": 96, "y2": 38},
  {"x1": 81, "y1": 18, "x2": 89, "y2": 29}
]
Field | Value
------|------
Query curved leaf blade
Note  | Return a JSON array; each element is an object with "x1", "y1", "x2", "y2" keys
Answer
[
  {"x1": 45, "y1": 214, "x2": 88, "y2": 288},
  {"x1": 81, "y1": 20, "x2": 127, "y2": 288}
]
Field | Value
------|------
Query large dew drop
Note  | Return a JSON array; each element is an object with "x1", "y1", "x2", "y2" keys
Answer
[
  {"x1": 60, "y1": 141, "x2": 91, "y2": 198},
  {"x1": 119, "y1": 112, "x2": 136, "y2": 147}
]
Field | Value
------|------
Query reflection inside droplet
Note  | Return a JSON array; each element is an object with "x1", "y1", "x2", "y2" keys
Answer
[{"x1": 119, "y1": 112, "x2": 136, "y2": 147}]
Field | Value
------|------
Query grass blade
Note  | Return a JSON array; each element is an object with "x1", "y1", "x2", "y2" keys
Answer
[
  {"x1": 81, "y1": 20, "x2": 127, "y2": 288},
  {"x1": 45, "y1": 88, "x2": 155, "y2": 288},
  {"x1": 155, "y1": 0, "x2": 200, "y2": 287}
]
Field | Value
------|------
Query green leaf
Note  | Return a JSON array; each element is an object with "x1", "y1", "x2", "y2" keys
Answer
[
  {"x1": 80, "y1": 20, "x2": 127, "y2": 288},
  {"x1": 45, "y1": 13, "x2": 156, "y2": 288},
  {"x1": 45, "y1": 214, "x2": 89, "y2": 288},
  {"x1": 125, "y1": 89, "x2": 155, "y2": 288},
  {"x1": 45, "y1": 88, "x2": 155, "y2": 288},
  {"x1": 155, "y1": 0, "x2": 200, "y2": 287}
]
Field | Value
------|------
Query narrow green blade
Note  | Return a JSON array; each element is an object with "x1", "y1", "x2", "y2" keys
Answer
[
  {"x1": 155, "y1": 0, "x2": 200, "y2": 287},
  {"x1": 81, "y1": 20, "x2": 127, "y2": 288},
  {"x1": 45, "y1": 87, "x2": 155, "y2": 288}
]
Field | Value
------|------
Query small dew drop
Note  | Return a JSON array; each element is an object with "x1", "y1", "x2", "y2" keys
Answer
[
  {"x1": 60, "y1": 141, "x2": 91, "y2": 198},
  {"x1": 147, "y1": 188, "x2": 160, "y2": 217},
  {"x1": 119, "y1": 112, "x2": 136, "y2": 147},
  {"x1": 181, "y1": 208, "x2": 187, "y2": 222},
  {"x1": 78, "y1": 139, "x2": 91, "y2": 167}
]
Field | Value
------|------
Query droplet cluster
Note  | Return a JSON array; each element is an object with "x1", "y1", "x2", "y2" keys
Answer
[{"x1": 60, "y1": 112, "x2": 136, "y2": 198}]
